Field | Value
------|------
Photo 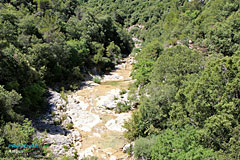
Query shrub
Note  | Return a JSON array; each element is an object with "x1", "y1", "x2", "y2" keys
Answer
[
  {"x1": 93, "y1": 77, "x2": 101, "y2": 84},
  {"x1": 63, "y1": 145, "x2": 69, "y2": 151},
  {"x1": 61, "y1": 114, "x2": 67, "y2": 121},
  {"x1": 119, "y1": 89, "x2": 127, "y2": 95},
  {"x1": 133, "y1": 126, "x2": 218, "y2": 160},
  {"x1": 3, "y1": 119, "x2": 35, "y2": 144},
  {"x1": 66, "y1": 122, "x2": 73, "y2": 129},
  {"x1": 54, "y1": 120, "x2": 61, "y2": 125},
  {"x1": 151, "y1": 126, "x2": 218, "y2": 160},
  {"x1": 81, "y1": 156, "x2": 98, "y2": 160},
  {"x1": 51, "y1": 111, "x2": 56, "y2": 117},
  {"x1": 134, "y1": 136, "x2": 156, "y2": 160},
  {"x1": 61, "y1": 155, "x2": 74, "y2": 160},
  {"x1": 115, "y1": 102, "x2": 131, "y2": 113},
  {"x1": 60, "y1": 87, "x2": 67, "y2": 102}
]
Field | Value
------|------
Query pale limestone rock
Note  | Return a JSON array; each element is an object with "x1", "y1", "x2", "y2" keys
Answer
[
  {"x1": 105, "y1": 113, "x2": 131, "y2": 132},
  {"x1": 78, "y1": 145, "x2": 97, "y2": 159},
  {"x1": 93, "y1": 133, "x2": 101, "y2": 137}
]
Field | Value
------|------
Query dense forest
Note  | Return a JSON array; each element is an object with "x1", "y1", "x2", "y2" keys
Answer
[{"x1": 0, "y1": 0, "x2": 240, "y2": 159}]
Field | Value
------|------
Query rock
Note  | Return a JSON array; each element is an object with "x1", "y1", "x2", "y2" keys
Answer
[
  {"x1": 33, "y1": 56, "x2": 135, "y2": 158},
  {"x1": 105, "y1": 113, "x2": 131, "y2": 132},
  {"x1": 64, "y1": 116, "x2": 73, "y2": 124},
  {"x1": 58, "y1": 147, "x2": 65, "y2": 155},
  {"x1": 93, "y1": 133, "x2": 101, "y2": 137},
  {"x1": 74, "y1": 141, "x2": 82, "y2": 151},
  {"x1": 79, "y1": 101, "x2": 89, "y2": 110},
  {"x1": 96, "y1": 89, "x2": 121, "y2": 109},
  {"x1": 66, "y1": 147, "x2": 77, "y2": 157},
  {"x1": 78, "y1": 145, "x2": 96, "y2": 159},
  {"x1": 131, "y1": 142, "x2": 135, "y2": 148},
  {"x1": 49, "y1": 144, "x2": 66, "y2": 156},
  {"x1": 72, "y1": 130, "x2": 81, "y2": 141},
  {"x1": 176, "y1": 40, "x2": 183, "y2": 45},
  {"x1": 67, "y1": 110, "x2": 101, "y2": 132},
  {"x1": 53, "y1": 116, "x2": 61, "y2": 122},
  {"x1": 49, "y1": 134, "x2": 72, "y2": 145},
  {"x1": 110, "y1": 156, "x2": 117, "y2": 160},
  {"x1": 123, "y1": 143, "x2": 131, "y2": 153},
  {"x1": 43, "y1": 137, "x2": 55, "y2": 144}
]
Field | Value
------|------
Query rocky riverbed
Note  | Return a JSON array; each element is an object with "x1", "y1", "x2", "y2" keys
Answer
[{"x1": 33, "y1": 56, "x2": 136, "y2": 159}]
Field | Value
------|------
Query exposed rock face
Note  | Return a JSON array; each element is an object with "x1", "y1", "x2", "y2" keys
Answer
[{"x1": 33, "y1": 89, "x2": 80, "y2": 158}]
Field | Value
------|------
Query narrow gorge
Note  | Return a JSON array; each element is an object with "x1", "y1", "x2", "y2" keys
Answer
[{"x1": 31, "y1": 33, "x2": 144, "y2": 159}]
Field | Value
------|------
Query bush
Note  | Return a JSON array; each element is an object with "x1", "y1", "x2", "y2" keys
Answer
[
  {"x1": 22, "y1": 82, "x2": 46, "y2": 113},
  {"x1": 81, "y1": 156, "x2": 98, "y2": 160},
  {"x1": 61, "y1": 155, "x2": 74, "y2": 160},
  {"x1": 3, "y1": 119, "x2": 35, "y2": 144},
  {"x1": 63, "y1": 145, "x2": 69, "y2": 151},
  {"x1": 61, "y1": 114, "x2": 67, "y2": 121},
  {"x1": 93, "y1": 77, "x2": 101, "y2": 84},
  {"x1": 119, "y1": 89, "x2": 127, "y2": 95},
  {"x1": 66, "y1": 122, "x2": 74, "y2": 129},
  {"x1": 133, "y1": 126, "x2": 218, "y2": 160},
  {"x1": 54, "y1": 120, "x2": 61, "y2": 125},
  {"x1": 51, "y1": 111, "x2": 56, "y2": 117},
  {"x1": 134, "y1": 136, "x2": 156, "y2": 160},
  {"x1": 115, "y1": 102, "x2": 131, "y2": 113},
  {"x1": 0, "y1": 85, "x2": 23, "y2": 122},
  {"x1": 151, "y1": 126, "x2": 218, "y2": 160},
  {"x1": 60, "y1": 87, "x2": 67, "y2": 102}
]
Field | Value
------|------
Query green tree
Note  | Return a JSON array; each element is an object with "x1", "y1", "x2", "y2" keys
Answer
[
  {"x1": 125, "y1": 46, "x2": 204, "y2": 139},
  {"x1": 106, "y1": 41, "x2": 121, "y2": 65},
  {"x1": 207, "y1": 10, "x2": 240, "y2": 56},
  {"x1": 0, "y1": 85, "x2": 23, "y2": 122},
  {"x1": 131, "y1": 40, "x2": 163, "y2": 86},
  {"x1": 151, "y1": 126, "x2": 217, "y2": 160},
  {"x1": 173, "y1": 56, "x2": 240, "y2": 157}
]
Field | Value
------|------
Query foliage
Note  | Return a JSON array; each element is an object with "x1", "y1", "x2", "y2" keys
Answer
[
  {"x1": 60, "y1": 87, "x2": 67, "y2": 102},
  {"x1": 172, "y1": 56, "x2": 240, "y2": 157},
  {"x1": 93, "y1": 77, "x2": 101, "y2": 84},
  {"x1": 133, "y1": 125, "x2": 218, "y2": 160},
  {"x1": 3, "y1": 119, "x2": 34, "y2": 144},
  {"x1": 115, "y1": 102, "x2": 131, "y2": 113},
  {"x1": 125, "y1": 46, "x2": 204, "y2": 139},
  {"x1": 81, "y1": 156, "x2": 98, "y2": 160},
  {"x1": 134, "y1": 135, "x2": 156, "y2": 160},
  {"x1": 119, "y1": 89, "x2": 127, "y2": 95},
  {"x1": 0, "y1": 1, "x2": 133, "y2": 158},
  {"x1": 1, "y1": 0, "x2": 240, "y2": 159},
  {"x1": 66, "y1": 122, "x2": 74, "y2": 130},
  {"x1": 207, "y1": 10, "x2": 240, "y2": 56},
  {"x1": 131, "y1": 40, "x2": 163, "y2": 86},
  {"x1": 0, "y1": 85, "x2": 23, "y2": 122},
  {"x1": 151, "y1": 126, "x2": 217, "y2": 160}
]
